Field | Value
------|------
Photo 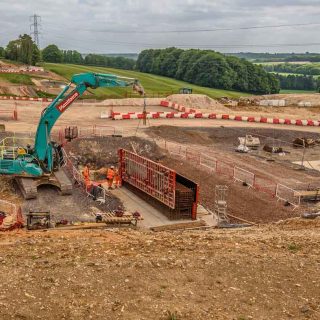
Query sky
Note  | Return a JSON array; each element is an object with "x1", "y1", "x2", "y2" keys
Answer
[{"x1": 0, "y1": 0, "x2": 319, "y2": 54}]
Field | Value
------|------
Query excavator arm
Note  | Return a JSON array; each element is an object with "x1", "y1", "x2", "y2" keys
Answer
[
  {"x1": 35, "y1": 72, "x2": 144, "y2": 173},
  {"x1": 0, "y1": 72, "x2": 144, "y2": 177}
]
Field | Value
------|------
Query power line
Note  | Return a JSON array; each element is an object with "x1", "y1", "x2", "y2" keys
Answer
[
  {"x1": 30, "y1": 14, "x2": 41, "y2": 48},
  {"x1": 46, "y1": 34, "x2": 320, "y2": 50},
  {"x1": 91, "y1": 22, "x2": 320, "y2": 34}
]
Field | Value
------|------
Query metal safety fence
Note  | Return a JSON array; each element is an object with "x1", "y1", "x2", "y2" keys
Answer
[
  {"x1": 64, "y1": 155, "x2": 107, "y2": 203},
  {"x1": 275, "y1": 184, "x2": 301, "y2": 208},
  {"x1": 160, "y1": 139, "x2": 301, "y2": 208}
]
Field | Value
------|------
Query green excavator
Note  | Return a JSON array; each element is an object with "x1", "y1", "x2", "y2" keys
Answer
[{"x1": 0, "y1": 72, "x2": 144, "y2": 199}]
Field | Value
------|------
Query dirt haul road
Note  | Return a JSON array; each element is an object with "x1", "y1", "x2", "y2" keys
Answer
[
  {"x1": 0, "y1": 222, "x2": 319, "y2": 320},
  {"x1": 1, "y1": 98, "x2": 320, "y2": 133}
]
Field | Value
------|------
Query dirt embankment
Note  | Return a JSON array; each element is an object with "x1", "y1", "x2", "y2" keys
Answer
[
  {"x1": 148, "y1": 125, "x2": 320, "y2": 147},
  {"x1": 166, "y1": 94, "x2": 231, "y2": 113},
  {"x1": 161, "y1": 156, "x2": 298, "y2": 224},
  {"x1": 0, "y1": 85, "x2": 37, "y2": 97},
  {"x1": 65, "y1": 136, "x2": 164, "y2": 168},
  {"x1": 0, "y1": 225, "x2": 319, "y2": 320},
  {"x1": 100, "y1": 98, "x2": 163, "y2": 106}
]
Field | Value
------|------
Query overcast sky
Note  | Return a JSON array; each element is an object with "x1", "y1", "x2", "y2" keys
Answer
[{"x1": 0, "y1": 0, "x2": 319, "y2": 54}]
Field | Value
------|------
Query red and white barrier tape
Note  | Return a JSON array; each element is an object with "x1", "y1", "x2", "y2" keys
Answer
[
  {"x1": 0, "y1": 96, "x2": 53, "y2": 102},
  {"x1": 0, "y1": 69, "x2": 43, "y2": 73},
  {"x1": 111, "y1": 100, "x2": 320, "y2": 126}
]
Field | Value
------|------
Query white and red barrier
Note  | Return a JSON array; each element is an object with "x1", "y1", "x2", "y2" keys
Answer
[
  {"x1": 111, "y1": 100, "x2": 320, "y2": 127},
  {"x1": 0, "y1": 68, "x2": 44, "y2": 73},
  {"x1": 0, "y1": 96, "x2": 53, "y2": 102}
]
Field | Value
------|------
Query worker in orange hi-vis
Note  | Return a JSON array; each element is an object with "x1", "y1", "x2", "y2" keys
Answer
[
  {"x1": 106, "y1": 165, "x2": 115, "y2": 190},
  {"x1": 114, "y1": 167, "x2": 121, "y2": 188},
  {"x1": 82, "y1": 163, "x2": 91, "y2": 190}
]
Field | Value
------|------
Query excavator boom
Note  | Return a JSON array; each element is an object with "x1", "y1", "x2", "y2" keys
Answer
[{"x1": 0, "y1": 72, "x2": 144, "y2": 198}]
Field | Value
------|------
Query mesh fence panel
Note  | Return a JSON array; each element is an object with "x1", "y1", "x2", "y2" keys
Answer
[
  {"x1": 254, "y1": 176, "x2": 277, "y2": 196},
  {"x1": 276, "y1": 184, "x2": 300, "y2": 207},
  {"x1": 200, "y1": 154, "x2": 217, "y2": 172},
  {"x1": 216, "y1": 161, "x2": 234, "y2": 178},
  {"x1": 234, "y1": 166, "x2": 255, "y2": 187}
]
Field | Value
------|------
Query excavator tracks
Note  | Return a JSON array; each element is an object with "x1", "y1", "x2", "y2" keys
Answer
[{"x1": 15, "y1": 169, "x2": 73, "y2": 200}]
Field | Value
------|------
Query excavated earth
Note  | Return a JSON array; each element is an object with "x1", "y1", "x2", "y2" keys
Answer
[
  {"x1": 0, "y1": 222, "x2": 319, "y2": 320},
  {"x1": 65, "y1": 136, "x2": 164, "y2": 169},
  {"x1": 160, "y1": 157, "x2": 298, "y2": 224},
  {"x1": 18, "y1": 136, "x2": 164, "y2": 222}
]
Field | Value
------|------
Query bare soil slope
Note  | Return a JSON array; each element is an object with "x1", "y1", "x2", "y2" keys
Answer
[{"x1": 0, "y1": 223, "x2": 319, "y2": 320}]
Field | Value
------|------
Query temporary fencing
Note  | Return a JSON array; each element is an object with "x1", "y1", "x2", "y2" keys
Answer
[
  {"x1": 216, "y1": 161, "x2": 234, "y2": 178},
  {"x1": 64, "y1": 154, "x2": 107, "y2": 203},
  {"x1": 165, "y1": 141, "x2": 187, "y2": 158},
  {"x1": 233, "y1": 166, "x2": 255, "y2": 187},
  {"x1": 0, "y1": 200, "x2": 23, "y2": 231},
  {"x1": 199, "y1": 154, "x2": 217, "y2": 173},
  {"x1": 161, "y1": 139, "x2": 300, "y2": 207},
  {"x1": 253, "y1": 176, "x2": 277, "y2": 197},
  {"x1": 275, "y1": 184, "x2": 301, "y2": 208}
]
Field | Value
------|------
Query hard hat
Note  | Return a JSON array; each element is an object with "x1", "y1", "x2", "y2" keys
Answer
[{"x1": 111, "y1": 165, "x2": 115, "y2": 169}]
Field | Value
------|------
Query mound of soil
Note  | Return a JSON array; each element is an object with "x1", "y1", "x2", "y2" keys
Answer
[
  {"x1": 65, "y1": 136, "x2": 164, "y2": 168},
  {"x1": 166, "y1": 94, "x2": 230, "y2": 113},
  {"x1": 100, "y1": 97, "x2": 162, "y2": 106}
]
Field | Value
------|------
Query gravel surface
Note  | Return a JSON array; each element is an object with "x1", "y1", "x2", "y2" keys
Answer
[{"x1": 20, "y1": 185, "x2": 123, "y2": 223}]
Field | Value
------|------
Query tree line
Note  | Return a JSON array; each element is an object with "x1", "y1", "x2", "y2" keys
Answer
[
  {"x1": 275, "y1": 74, "x2": 320, "y2": 91},
  {"x1": 263, "y1": 63, "x2": 320, "y2": 76},
  {"x1": 136, "y1": 48, "x2": 280, "y2": 94},
  {"x1": 228, "y1": 52, "x2": 320, "y2": 63},
  {"x1": 0, "y1": 34, "x2": 40, "y2": 65},
  {"x1": 0, "y1": 36, "x2": 135, "y2": 70}
]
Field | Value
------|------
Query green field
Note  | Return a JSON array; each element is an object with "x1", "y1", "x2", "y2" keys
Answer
[
  {"x1": 43, "y1": 63, "x2": 250, "y2": 100},
  {"x1": 255, "y1": 61, "x2": 312, "y2": 66},
  {"x1": 0, "y1": 73, "x2": 33, "y2": 85},
  {"x1": 280, "y1": 89, "x2": 317, "y2": 94}
]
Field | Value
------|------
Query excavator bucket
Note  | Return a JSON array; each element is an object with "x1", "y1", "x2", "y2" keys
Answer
[{"x1": 133, "y1": 81, "x2": 145, "y2": 96}]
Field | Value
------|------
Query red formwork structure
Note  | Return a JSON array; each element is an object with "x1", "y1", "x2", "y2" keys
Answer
[{"x1": 118, "y1": 149, "x2": 199, "y2": 220}]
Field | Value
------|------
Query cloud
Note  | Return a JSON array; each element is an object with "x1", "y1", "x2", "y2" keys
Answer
[{"x1": 0, "y1": 0, "x2": 319, "y2": 53}]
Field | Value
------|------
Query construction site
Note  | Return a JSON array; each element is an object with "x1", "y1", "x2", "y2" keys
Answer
[{"x1": 0, "y1": 58, "x2": 320, "y2": 319}]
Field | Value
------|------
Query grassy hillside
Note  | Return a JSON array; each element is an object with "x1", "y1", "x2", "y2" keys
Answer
[
  {"x1": 280, "y1": 89, "x2": 317, "y2": 94},
  {"x1": 0, "y1": 73, "x2": 33, "y2": 85},
  {"x1": 43, "y1": 63, "x2": 250, "y2": 100}
]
